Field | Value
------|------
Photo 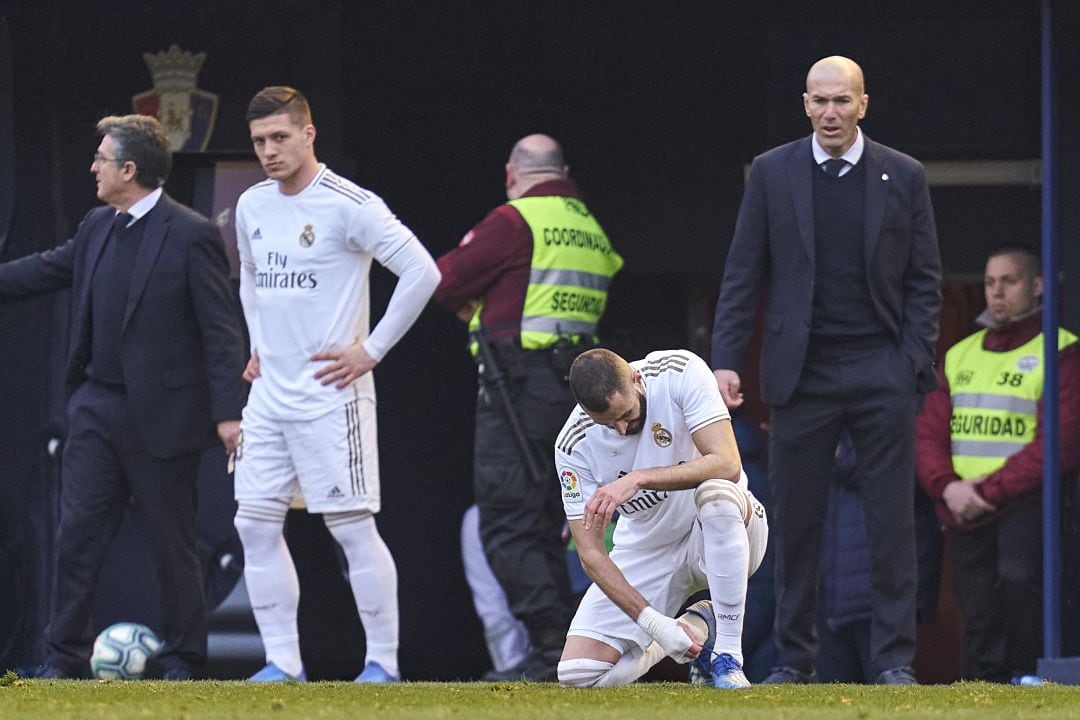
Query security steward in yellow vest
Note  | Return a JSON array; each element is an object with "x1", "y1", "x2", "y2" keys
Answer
[
  {"x1": 916, "y1": 245, "x2": 1080, "y2": 681},
  {"x1": 435, "y1": 134, "x2": 623, "y2": 681}
]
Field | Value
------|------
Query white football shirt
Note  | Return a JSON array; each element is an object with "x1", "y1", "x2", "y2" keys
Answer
[
  {"x1": 237, "y1": 165, "x2": 438, "y2": 421},
  {"x1": 554, "y1": 350, "x2": 743, "y2": 549}
]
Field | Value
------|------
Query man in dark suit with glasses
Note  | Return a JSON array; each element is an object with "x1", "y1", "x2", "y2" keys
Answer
[{"x1": 0, "y1": 114, "x2": 246, "y2": 679}]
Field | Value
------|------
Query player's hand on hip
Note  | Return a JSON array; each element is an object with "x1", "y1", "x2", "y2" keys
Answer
[
  {"x1": 312, "y1": 339, "x2": 378, "y2": 389},
  {"x1": 713, "y1": 369, "x2": 744, "y2": 408},
  {"x1": 243, "y1": 350, "x2": 261, "y2": 383}
]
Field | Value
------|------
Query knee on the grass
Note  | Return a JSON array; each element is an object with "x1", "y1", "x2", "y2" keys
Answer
[{"x1": 557, "y1": 658, "x2": 614, "y2": 688}]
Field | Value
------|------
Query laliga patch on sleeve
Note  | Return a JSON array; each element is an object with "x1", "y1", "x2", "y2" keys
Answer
[{"x1": 560, "y1": 468, "x2": 581, "y2": 500}]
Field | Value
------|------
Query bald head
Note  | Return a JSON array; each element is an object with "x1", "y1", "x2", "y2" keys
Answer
[
  {"x1": 803, "y1": 55, "x2": 869, "y2": 157},
  {"x1": 806, "y1": 56, "x2": 865, "y2": 95},
  {"x1": 505, "y1": 133, "x2": 568, "y2": 199},
  {"x1": 509, "y1": 134, "x2": 566, "y2": 174}
]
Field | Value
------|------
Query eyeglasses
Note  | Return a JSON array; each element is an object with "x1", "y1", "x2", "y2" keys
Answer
[{"x1": 92, "y1": 152, "x2": 125, "y2": 165}]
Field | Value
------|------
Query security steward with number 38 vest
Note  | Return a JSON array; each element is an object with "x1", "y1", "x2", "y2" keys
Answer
[
  {"x1": 435, "y1": 134, "x2": 623, "y2": 681},
  {"x1": 916, "y1": 245, "x2": 1080, "y2": 682}
]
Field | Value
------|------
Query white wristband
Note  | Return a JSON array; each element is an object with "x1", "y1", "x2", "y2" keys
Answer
[{"x1": 636, "y1": 606, "x2": 692, "y2": 658}]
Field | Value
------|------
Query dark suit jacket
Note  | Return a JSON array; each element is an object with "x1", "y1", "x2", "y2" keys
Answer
[
  {"x1": 711, "y1": 135, "x2": 941, "y2": 406},
  {"x1": 0, "y1": 193, "x2": 246, "y2": 457}
]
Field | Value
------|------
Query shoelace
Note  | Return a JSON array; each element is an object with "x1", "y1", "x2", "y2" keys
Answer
[
  {"x1": 711, "y1": 652, "x2": 742, "y2": 674},
  {"x1": 693, "y1": 642, "x2": 718, "y2": 675}
]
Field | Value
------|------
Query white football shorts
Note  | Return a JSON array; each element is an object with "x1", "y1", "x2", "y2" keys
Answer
[
  {"x1": 233, "y1": 396, "x2": 380, "y2": 514},
  {"x1": 568, "y1": 487, "x2": 767, "y2": 654}
]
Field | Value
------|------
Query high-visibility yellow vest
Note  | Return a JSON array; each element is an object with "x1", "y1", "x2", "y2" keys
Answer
[
  {"x1": 469, "y1": 195, "x2": 622, "y2": 351},
  {"x1": 945, "y1": 326, "x2": 1078, "y2": 479}
]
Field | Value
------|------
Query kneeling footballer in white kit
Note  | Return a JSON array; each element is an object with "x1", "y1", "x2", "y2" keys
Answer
[{"x1": 555, "y1": 349, "x2": 767, "y2": 688}]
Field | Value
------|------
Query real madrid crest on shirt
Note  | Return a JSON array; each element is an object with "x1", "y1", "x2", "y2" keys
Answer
[
  {"x1": 299, "y1": 224, "x2": 315, "y2": 247},
  {"x1": 651, "y1": 422, "x2": 672, "y2": 448}
]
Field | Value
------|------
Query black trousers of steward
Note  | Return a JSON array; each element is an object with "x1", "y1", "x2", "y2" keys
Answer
[{"x1": 473, "y1": 347, "x2": 574, "y2": 654}]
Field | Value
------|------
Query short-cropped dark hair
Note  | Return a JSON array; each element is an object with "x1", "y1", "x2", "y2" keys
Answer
[
  {"x1": 569, "y1": 348, "x2": 630, "y2": 413},
  {"x1": 245, "y1": 86, "x2": 313, "y2": 126},
  {"x1": 988, "y1": 243, "x2": 1041, "y2": 279},
  {"x1": 96, "y1": 115, "x2": 171, "y2": 189}
]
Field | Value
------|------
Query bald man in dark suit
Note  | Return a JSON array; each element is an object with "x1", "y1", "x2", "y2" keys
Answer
[{"x1": 711, "y1": 56, "x2": 941, "y2": 685}]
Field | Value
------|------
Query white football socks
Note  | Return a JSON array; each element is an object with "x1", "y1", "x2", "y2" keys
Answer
[
  {"x1": 234, "y1": 499, "x2": 303, "y2": 677},
  {"x1": 697, "y1": 498, "x2": 750, "y2": 665},
  {"x1": 324, "y1": 510, "x2": 400, "y2": 678}
]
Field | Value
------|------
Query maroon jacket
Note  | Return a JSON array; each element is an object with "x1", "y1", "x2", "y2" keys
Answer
[
  {"x1": 916, "y1": 312, "x2": 1080, "y2": 529},
  {"x1": 434, "y1": 178, "x2": 580, "y2": 341}
]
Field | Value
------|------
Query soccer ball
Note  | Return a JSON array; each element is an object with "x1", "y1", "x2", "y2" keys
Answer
[{"x1": 90, "y1": 622, "x2": 162, "y2": 680}]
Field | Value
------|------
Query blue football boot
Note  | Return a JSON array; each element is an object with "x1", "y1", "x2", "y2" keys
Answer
[
  {"x1": 710, "y1": 652, "x2": 751, "y2": 689},
  {"x1": 684, "y1": 600, "x2": 750, "y2": 688},
  {"x1": 354, "y1": 661, "x2": 401, "y2": 683},
  {"x1": 248, "y1": 661, "x2": 307, "y2": 682}
]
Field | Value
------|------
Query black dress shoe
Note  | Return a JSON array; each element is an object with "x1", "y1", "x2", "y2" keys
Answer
[
  {"x1": 146, "y1": 655, "x2": 195, "y2": 681},
  {"x1": 876, "y1": 666, "x2": 917, "y2": 685},
  {"x1": 761, "y1": 665, "x2": 815, "y2": 684},
  {"x1": 162, "y1": 667, "x2": 193, "y2": 681}
]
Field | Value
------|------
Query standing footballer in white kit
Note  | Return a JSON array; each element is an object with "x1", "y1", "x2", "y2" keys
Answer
[
  {"x1": 233, "y1": 86, "x2": 441, "y2": 683},
  {"x1": 554, "y1": 349, "x2": 768, "y2": 689}
]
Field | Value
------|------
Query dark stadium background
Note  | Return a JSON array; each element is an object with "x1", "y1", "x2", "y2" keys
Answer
[{"x1": 0, "y1": 0, "x2": 1077, "y2": 681}]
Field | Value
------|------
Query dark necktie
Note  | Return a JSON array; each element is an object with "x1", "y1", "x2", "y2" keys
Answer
[
  {"x1": 821, "y1": 158, "x2": 847, "y2": 177},
  {"x1": 110, "y1": 212, "x2": 132, "y2": 237}
]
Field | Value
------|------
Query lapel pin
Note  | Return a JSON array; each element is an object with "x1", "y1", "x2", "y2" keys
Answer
[{"x1": 881, "y1": 173, "x2": 889, "y2": 181}]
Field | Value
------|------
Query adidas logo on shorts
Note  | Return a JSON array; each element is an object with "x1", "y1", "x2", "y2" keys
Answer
[{"x1": 327, "y1": 486, "x2": 344, "y2": 498}]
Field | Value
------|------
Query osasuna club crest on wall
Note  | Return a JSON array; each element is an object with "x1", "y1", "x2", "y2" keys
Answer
[
  {"x1": 132, "y1": 45, "x2": 218, "y2": 152},
  {"x1": 299, "y1": 224, "x2": 316, "y2": 247}
]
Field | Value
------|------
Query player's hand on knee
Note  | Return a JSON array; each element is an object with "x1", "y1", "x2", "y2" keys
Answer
[
  {"x1": 636, "y1": 607, "x2": 694, "y2": 660},
  {"x1": 584, "y1": 473, "x2": 638, "y2": 529}
]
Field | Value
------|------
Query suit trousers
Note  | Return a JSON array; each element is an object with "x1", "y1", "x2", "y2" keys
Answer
[
  {"x1": 473, "y1": 350, "x2": 574, "y2": 653},
  {"x1": 45, "y1": 380, "x2": 205, "y2": 674},
  {"x1": 768, "y1": 341, "x2": 918, "y2": 676}
]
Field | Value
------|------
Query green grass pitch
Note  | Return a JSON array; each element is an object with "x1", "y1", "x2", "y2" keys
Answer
[{"x1": 2, "y1": 677, "x2": 1080, "y2": 720}]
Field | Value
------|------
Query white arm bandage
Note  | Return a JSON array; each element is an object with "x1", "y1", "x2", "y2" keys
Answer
[{"x1": 636, "y1": 606, "x2": 692, "y2": 659}]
